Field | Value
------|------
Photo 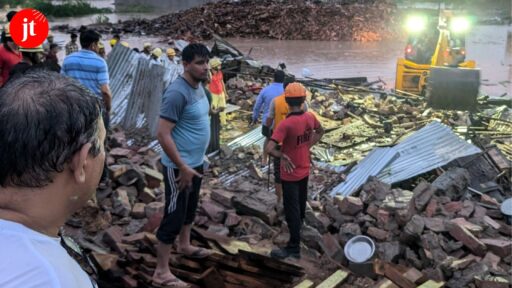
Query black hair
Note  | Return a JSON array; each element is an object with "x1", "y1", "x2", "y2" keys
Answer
[
  {"x1": 285, "y1": 97, "x2": 306, "y2": 108},
  {"x1": 274, "y1": 70, "x2": 285, "y2": 83},
  {"x1": 181, "y1": 43, "x2": 209, "y2": 63},
  {"x1": 132, "y1": 48, "x2": 140, "y2": 53},
  {"x1": 113, "y1": 34, "x2": 120, "y2": 40},
  {"x1": 0, "y1": 70, "x2": 102, "y2": 188},
  {"x1": 283, "y1": 75, "x2": 296, "y2": 89},
  {"x1": 80, "y1": 29, "x2": 101, "y2": 50},
  {"x1": 71, "y1": 33, "x2": 78, "y2": 39},
  {"x1": 49, "y1": 43, "x2": 59, "y2": 50},
  {"x1": 6, "y1": 11, "x2": 16, "y2": 22}
]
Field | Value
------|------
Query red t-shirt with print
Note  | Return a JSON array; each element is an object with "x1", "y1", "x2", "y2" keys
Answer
[{"x1": 271, "y1": 111, "x2": 320, "y2": 181}]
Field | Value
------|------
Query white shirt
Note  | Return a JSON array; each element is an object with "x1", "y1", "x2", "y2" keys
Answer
[{"x1": 0, "y1": 219, "x2": 94, "y2": 288}]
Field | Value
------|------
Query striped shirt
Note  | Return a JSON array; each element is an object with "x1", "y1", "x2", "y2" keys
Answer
[{"x1": 61, "y1": 50, "x2": 109, "y2": 98}]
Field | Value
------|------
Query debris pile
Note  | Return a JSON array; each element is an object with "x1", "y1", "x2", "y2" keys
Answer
[{"x1": 118, "y1": 0, "x2": 399, "y2": 42}]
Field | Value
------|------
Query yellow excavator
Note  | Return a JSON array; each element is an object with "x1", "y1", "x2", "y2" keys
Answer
[{"x1": 395, "y1": 11, "x2": 480, "y2": 110}]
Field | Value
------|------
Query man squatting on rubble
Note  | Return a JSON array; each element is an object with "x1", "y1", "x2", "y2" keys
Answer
[
  {"x1": 266, "y1": 82, "x2": 324, "y2": 259},
  {"x1": 0, "y1": 71, "x2": 106, "y2": 287},
  {"x1": 153, "y1": 43, "x2": 212, "y2": 287}
]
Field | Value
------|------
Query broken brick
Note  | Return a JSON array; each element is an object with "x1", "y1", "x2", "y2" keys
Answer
[
  {"x1": 473, "y1": 205, "x2": 487, "y2": 219},
  {"x1": 423, "y1": 217, "x2": 447, "y2": 233},
  {"x1": 224, "y1": 211, "x2": 242, "y2": 227},
  {"x1": 458, "y1": 200, "x2": 475, "y2": 218},
  {"x1": 91, "y1": 252, "x2": 119, "y2": 272},
  {"x1": 201, "y1": 200, "x2": 226, "y2": 223},
  {"x1": 425, "y1": 198, "x2": 439, "y2": 218},
  {"x1": 338, "y1": 196, "x2": 363, "y2": 216},
  {"x1": 451, "y1": 218, "x2": 483, "y2": 233},
  {"x1": 448, "y1": 223, "x2": 487, "y2": 256},
  {"x1": 367, "y1": 227, "x2": 389, "y2": 241},
  {"x1": 481, "y1": 194, "x2": 500, "y2": 207},
  {"x1": 413, "y1": 181, "x2": 436, "y2": 211},
  {"x1": 483, "y1": 216, "x2": 502, "y2": 230},
  {"x1": 130, "y1": 203, "x2": 146, "y2": 219},
  {"x1": 144, "y1": 201, "x2": 164, "y2": 219},
  {"x1": 143, "y1": 166, "x2": 163, "y2": 189},
  {"x1": 139, "y1": 187, "x2": 156, "y2": 204},
  {"x1": 480, "y1": 239, "x2": 512, "y2": 257},
  {"x1": 482, "y1": 251, "x2": 501, "y2": 270},
  {"x1": 444, "y1": 201, "x2": 463, "y2": 214}
]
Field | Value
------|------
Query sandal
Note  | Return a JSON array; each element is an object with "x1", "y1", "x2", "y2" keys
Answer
[
  {"x1": 152, "y1": 277, "x2": 190, "y2": 288},
  {"x1": 179, "y1": 247, "x2": 211, "y2": 259}
]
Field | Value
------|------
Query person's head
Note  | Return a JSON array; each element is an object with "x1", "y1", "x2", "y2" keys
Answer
[
  {"x1": 151, "y1": 48, "x2": 162, "y2": 60},
  {"x1": 132, "y1": 47, "x2": 140, "y2": 53},
  {"x1": 284, "y1": 82, "x2": 307, "y2": 107},
  {"x1": 209, "y1": 57, "x2": 221, "y2": 71},
  {"x1": 274, "y1": 70, "x2": 285, "y2": 83},
  {"x1": 80, "y1": 29, "x2": 101, "y2": 52},
  {"x1": 181, "y1": 43, "x2": 209, "y2": 82},
  {"x1": 20, "y1": 45, "x2": 45, "y2": 64},
  {"x1": 49, "y1": 43, "x2": 59, "y2": 54},
  {"x1": 70, "y1": 33, "x2": 78, "y2": 43},
  {"x1": 113, "y1": 34, "x2": 120, "y2": 41},
  {"x1": 47, "y1": 33, "x2": 54, "y2": 43},
  {"x1": 3, "y1": 27, "x2": 17, "y2": 51},
  {"x1": 166, "y1": 48, "x2": 176, "y2": 60},
  {"x1": 6, "y1": 11, "x2": 16, "y2": 22},
  {"x1": 0, "y1": 71, "x2": 106, "y2": 214},
  {"x1": 283, "y1": 75, "x2": 296, "y2": 90},
  {"x1": 143, "y1": 42, "x2": 152, "y2": 53}
]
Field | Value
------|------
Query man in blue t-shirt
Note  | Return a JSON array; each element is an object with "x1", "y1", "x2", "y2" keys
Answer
[
  {"x1": 153, "y1": 43, "x2": 211, "y2": 288},
  {"x1": 61, "y1": 29, "x2": 112, "y2": 188}
]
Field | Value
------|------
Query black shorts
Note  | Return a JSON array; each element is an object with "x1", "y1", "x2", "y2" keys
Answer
[
  {"x1": 156, "y1": 165, "x2": 203, "y2": 245},
  {"x1": 273, "y1": 145, "x2": 281, "y2": 184}
]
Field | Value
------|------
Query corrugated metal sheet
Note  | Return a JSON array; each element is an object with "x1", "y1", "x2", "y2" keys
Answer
[
  {"x1": 376, "y1": 121, "x2": 482, "y2": 184},
  {"x1": 108, "y1": 45, "x2": 169, "y2": 135},
  {"x1": 227, "y1": 126, "x2": 265, "y2": 149},
  {"x1": 330, "y1": 148, "x2": 397, "y2": 196},
  {"x1": 330, "y1": 121, "x2": 482, "y2": 196}
]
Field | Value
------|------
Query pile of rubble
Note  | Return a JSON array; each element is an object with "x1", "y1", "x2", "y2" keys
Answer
[
  {"x1": 118, "y1": 0, "x2": 399, "y2": 42},
  {"x1": 67, "y1": 122, "x2": 512, "y2": 288}
]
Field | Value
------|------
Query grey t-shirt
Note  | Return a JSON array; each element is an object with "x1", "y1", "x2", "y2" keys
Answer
[{"x1": 160, "y1": 76, "x2": 211, "y2": 168}]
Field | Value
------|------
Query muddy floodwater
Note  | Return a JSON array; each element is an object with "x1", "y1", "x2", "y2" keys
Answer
[{"x1": 46, "y1": 0, "x2": 511, "y2": 97}]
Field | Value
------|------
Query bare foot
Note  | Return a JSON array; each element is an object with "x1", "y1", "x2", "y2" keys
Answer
[{"x1": 177, "y1": 245, "x2": 212, "y2": 259}]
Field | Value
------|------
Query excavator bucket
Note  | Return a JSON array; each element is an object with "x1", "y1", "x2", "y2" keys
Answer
[{"x1": 426, "y1": 67, "x2": 480, "y2": 111}]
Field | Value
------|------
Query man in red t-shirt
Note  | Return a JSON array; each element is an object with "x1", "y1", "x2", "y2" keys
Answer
[
  {"x1": 266, "y1": 82, "x2": 324, "y2": 259},
  {"x1": 0, "y1": 28, "x2": 21, "y2": 87}
]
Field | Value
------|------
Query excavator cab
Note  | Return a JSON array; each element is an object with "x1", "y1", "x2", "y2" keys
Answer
[{"x1": 395, "y1": 11, "x2": 480, "y2": 110}]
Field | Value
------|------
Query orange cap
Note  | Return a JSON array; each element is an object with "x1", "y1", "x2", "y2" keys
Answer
[{"x1": 285, "y1": 82, "x2": 307, "y2": 98}]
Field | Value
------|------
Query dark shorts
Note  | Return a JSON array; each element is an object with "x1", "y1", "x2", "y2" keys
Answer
[
  {"x1": 156, "y1": 165, "x2": 203, "y2": 245},
  {"x1": 273, "y1": 144, "x2": 281, "y2": 184}
]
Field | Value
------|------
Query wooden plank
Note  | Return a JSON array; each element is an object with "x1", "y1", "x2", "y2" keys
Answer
[
  {"x1": 238, "y1": 249, "x2": 304, "y2": 276},
  {"x1": 294, "y1": 279, "x2": 315, "y2": 288},
  {"x1": 384, "y1": 264, "x2": 416, "y2": 288},
  {"x1": 417, "y1": 280, "x2": 445, "y2": 288},
  {"x1": 220, "y1": 269, "x2": 281, "y2": 288},
  {"x1": 315, "y1": 270, "x2": 349, "y2": 288},
  {"x1": 199, "y1": 267, "x2": 226, "y2": 288}
]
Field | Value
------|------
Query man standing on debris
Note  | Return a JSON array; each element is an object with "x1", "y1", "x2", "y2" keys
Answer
[
  {"x1": 251, "y1": 70, "x2": 285, "y2": 165},
  {"x1": 154, "y1": 43, "x2": 211, "y2": 288},
  {"x1": 0, "y1": 70, "x2": 106, "y2": 287},
  {"x1": 62, "y1": 29, "x2": 112, "y2": 189},
  {"x1": 265, "y1": 77, "x2": 309, "y2": 203},
  {"x1": 65, "y1": 33, "x2": 79, "y2": 56},
  {"x1": 266, "y1": 82, "x2": 324, "y2": 259}
]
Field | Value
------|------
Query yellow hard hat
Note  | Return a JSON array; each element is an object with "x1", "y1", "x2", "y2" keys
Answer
[
  {"x1": 109, "y1": 39, "x2": 118, "y2": 47},
  {"x1": 143, "y1": 42, "x2": 152, "y2": 49},
  {"x1": 120, "y1": 41, "x2": 130, "y2": 48},
  {"x1": 209, "y1": 57, "x2": 222, "y2": 69},
  {"x1": 151, "y1": 48, "x2": 162, "y2": 58},
  {"x1": 166, "y1": 48, "x2": 176, "y2": 56},
  {"x1": 19, "y1": 45, "x2": 44, "y2": 53}
]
